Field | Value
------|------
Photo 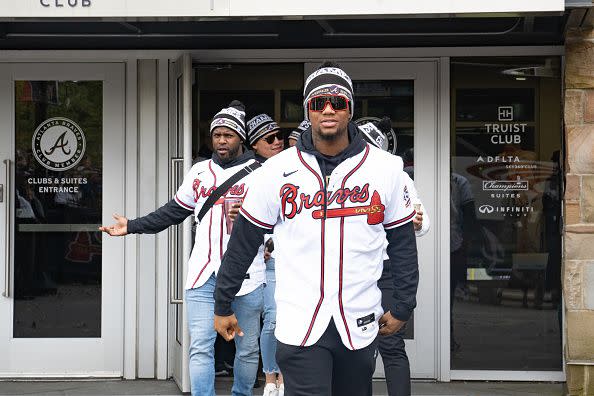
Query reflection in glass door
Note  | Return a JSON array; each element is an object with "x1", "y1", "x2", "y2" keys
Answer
[
  {"x1": 450, "y1": 57, "x2": 563, "y2": 376},
  {"x1": 0, "y1": 63, "x2": 125, "y2": 376}
]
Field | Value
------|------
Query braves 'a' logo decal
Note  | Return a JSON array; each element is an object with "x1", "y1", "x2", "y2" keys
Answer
[{"x1": 280, "y1": 183, "x2": 385, "y2": 225}]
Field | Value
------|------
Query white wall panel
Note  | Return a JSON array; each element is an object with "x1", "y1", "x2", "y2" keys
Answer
[
  {"x1": 2, "y1": 0, "x2": 562, "y2": 17},
  {"x1": 229, "y1": 0, "x2": 564, "y2": 16},
  {"x1": 137, "y1": 59, "x2": 158, "y2": 378}
]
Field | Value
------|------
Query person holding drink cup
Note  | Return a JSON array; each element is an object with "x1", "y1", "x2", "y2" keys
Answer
[{"x1": 99, "y1": 100, "x2": 266, "y2": 396}]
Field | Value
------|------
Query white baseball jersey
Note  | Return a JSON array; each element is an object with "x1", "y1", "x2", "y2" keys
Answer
[
  {"x1": 175, "y1": 158, "x2": 265, "y2": 296},
  {"x1": 239, "y1": 144, "x2": 415, "y2": 350}
]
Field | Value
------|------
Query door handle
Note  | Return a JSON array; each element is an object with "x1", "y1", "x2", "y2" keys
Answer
[
  {"x1": 170, "y1": 158, "x2": 184, "y2": 305},
  {"x1": 3, "y1": 159, "x2": 12, "y2": 298}
]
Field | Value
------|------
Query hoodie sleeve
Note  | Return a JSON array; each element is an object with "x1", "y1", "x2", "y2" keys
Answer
[
  {"x1": 383, "y1": 166, "x2": 419, "y2": 321},
  {"x1": 214, "y1": 215, "x2": 267, "y2": 316},
  {"x1": 215, "y1": 162, "x2": 279, "y2": 316},
  {"x1": 127, "y1": 199, "x2": 193, "y2": 234},
  {"x1": 385, "y1": 220, "x2": 418, "y2": 321}
]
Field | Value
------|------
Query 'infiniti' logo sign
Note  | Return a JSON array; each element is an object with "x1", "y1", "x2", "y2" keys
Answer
[
  {"x1": 478, "y1": 204, "x2": 534, "y2": 217},
  {"x1": 479, "y1": 205, "x2": 494, "y2": 214}
]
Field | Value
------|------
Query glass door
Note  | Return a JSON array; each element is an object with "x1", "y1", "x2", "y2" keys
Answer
[
  {"x1": 305, "y1": 61, "x2": 438, "y2": 379},
  {"x1": 449, "y1": 57, "x2": 564, "y2": 380},
  {"x1": 0, "y1": 63, "x2": 125, "y2": 376}
]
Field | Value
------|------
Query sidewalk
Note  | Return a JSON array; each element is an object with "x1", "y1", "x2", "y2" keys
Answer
[{"x1": 0, "y1": 379, "x2": 565, "y2": 395}]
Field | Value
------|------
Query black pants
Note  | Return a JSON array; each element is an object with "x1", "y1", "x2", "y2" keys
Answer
[
  {"x1": 276, "y1": 319, "x2": 377, "y2": 396},
  {"x1": 378, "y1": 261, "x2": 411, "y2": 396}
]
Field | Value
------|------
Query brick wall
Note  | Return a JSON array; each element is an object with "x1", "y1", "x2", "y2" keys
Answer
[{"x1": 564, "y1": 28, "x2": 594, "y2": 396}]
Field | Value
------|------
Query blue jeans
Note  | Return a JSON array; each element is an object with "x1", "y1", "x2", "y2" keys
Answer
[
  {"x1": 260, "y1": 258, "x2": 280, "y2": 374},
  {"x1": 186, "y1": 273, "x2": 264, "y2": 396}
]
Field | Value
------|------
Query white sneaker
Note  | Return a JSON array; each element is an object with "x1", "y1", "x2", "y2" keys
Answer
[
  {"x1": 277, "y1": 383, "x2": 284, "y2": 396},
  {"x1": 263, "y1": 383, "x2": 278, "y2": 396}
]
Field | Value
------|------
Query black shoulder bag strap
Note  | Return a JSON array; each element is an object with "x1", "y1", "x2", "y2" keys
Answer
[{"x1": 196, "y1": 161, "x2": 261, "y2": 222}]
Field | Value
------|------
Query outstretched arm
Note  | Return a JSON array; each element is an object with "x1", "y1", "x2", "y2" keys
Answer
[{"x1": 99, "y1": 199, "x2": 193, "y2": 236}]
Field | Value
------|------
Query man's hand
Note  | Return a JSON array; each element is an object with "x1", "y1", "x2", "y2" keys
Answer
[
  {"x1": 264, "y1": 249, "x2": 271, "y2": 262},
  {"x1": 228, "y1": 202, "x2": 242, "y2": 222},
  {"x1": 378, "y1": 311, "x2": 406, "y2": 336},
  {"x1": 98, "y1": 213, "x2": 129, "y2": 236},
  {"x1": 214, "y1": 314, "x2": 244, "y2": 341},
  {"x1": 413, "y1": 209, "x2": 424, "y2": 231}
]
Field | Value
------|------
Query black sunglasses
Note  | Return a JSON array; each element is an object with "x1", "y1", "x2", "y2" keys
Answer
[
  {"x1": 263, "y1": 132, "x2": 283, "y2": 144},
  {"x1": 308, "y1": 95, "x2": 350, "y2": 112}
]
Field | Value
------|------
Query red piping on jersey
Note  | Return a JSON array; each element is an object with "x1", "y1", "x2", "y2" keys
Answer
[
  {"x1": 174, "y1": 195, "x2": 194, "y2": 210},
  {"x1": 338, "y1": 145, "x2": 369, "y2": 350},
  {"x1": 384, "y1": 210, "x2": 416, "y2": 229},
  {"x1": 296, "y1": 149, "x2": 326, "y2": 347},
  {"x1": 240, "y1": 207, "x2": 274, "y2": 229},
  {"x1": 208, "y1": 160, "x2": 217, "y2": 183},
  {"x1": 191, "y1": 161, "x2": 218, "y2": 289}
]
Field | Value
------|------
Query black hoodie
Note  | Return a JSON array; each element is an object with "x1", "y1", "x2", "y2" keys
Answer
[
  {"x1": 214, "y1": 123, "x2": 419, "y2": 325},
  {"x1": 127, "y1": 150, "x2": 255, "y2": 234},
  {"x1": 296, "y1": 121, "x2": 367, "y2": 179}
]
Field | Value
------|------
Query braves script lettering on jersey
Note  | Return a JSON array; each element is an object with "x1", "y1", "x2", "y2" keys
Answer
[
  {"x1": 238, "y1": 144, "x2": 415, "y2": 350},
  {"x1": 175, "y1": 158, "x2": 265, "y2": 295}
]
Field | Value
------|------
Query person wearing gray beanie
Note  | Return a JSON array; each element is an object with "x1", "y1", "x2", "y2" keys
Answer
[
  {"x1": 247, "y1": 113, "x2": 283, "y2": 162},
  {"x1": 303, "y1": 62, "x2": 354, "y2": 122},
  {"x1": 101, "y1": 98, "x2": 264, "y2": 396},
  {"x1": 209, "y1": 100, "x2": 249, "y2": 165},
  {"x1": 210, "y1": 100, "x2": 247, "y2": 142},
  {"x1": 288, "y1": 120, "x2": 311, "y2": 147},
  {"x1": 247, "y1": 113, "x2": 286, "y2": 396}
]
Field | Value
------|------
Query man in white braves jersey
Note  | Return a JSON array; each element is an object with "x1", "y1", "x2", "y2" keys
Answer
[
  {"x1": 213, "y1": 63, "x2": 419, "y2": 396},
  {"x1": 99, "y1": 100, "x2": 265, "y2": 396}
]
